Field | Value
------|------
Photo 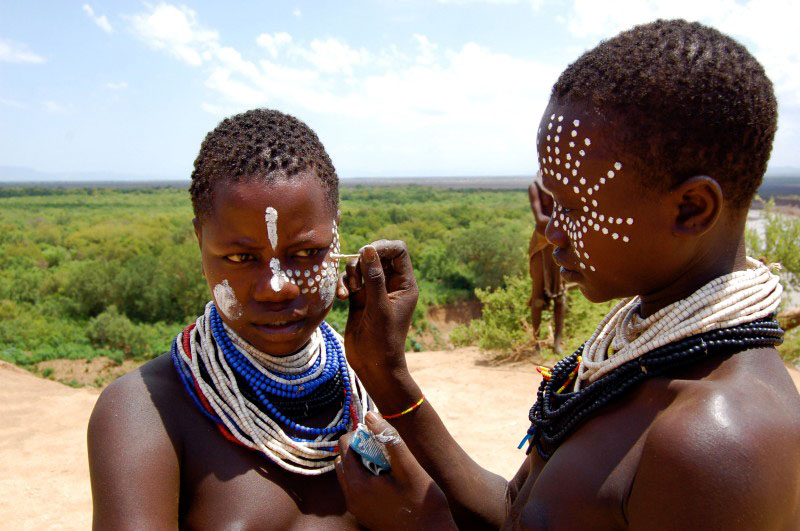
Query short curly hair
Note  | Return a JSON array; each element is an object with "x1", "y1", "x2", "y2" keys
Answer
[
  {"x1": 190, "y1": 109, "x2": 339, "y2": 220},
  {"x1": 551, "y1": 19, "x2": 777, "y2": 208}
]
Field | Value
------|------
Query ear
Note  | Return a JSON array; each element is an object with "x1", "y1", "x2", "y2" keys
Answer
[
  {"x1": 671, "y1": 176, "x2": 723, "y2": 236},
  {"x1": 192, "y1": 217, "x2": 202, "y2": 247},
  {"x1": 192, "y1": 217, "x2": 205, "y2": 277}
]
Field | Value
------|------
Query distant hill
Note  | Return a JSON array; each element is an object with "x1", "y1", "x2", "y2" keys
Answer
[
  {"x1": 1, "y1": 164, "x2": 798, "y2": 193},
  {"x1": 0, "y1": 165, "x2": 183, "y2": 183}
]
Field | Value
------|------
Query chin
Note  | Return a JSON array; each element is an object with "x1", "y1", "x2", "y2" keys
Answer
[{"x1": 578, "y1": 284, "x2": 615, "y2": 304}]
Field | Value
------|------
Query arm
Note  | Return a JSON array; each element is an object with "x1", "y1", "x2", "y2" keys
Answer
[
  {"x1": 339, "y1": 241, "x2": 521, "y2": 528},
  {"x1": 528, "y1": 180, "x2": 553, "y2": 235},
  {"x1": 88, "y1": 363, "x2": 181, "y2": 530}
]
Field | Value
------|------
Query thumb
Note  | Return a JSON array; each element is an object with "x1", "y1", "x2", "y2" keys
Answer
[
  {"x1": 359, "y1": 245, "x2": 390, "y2": 311},
  {"x1": 365, "y1": 411, "x2": 415, "y2": 480}
]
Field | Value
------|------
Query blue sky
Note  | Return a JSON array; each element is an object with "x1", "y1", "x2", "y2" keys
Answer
[{"x1": 1, "y1": 0, "x2": 798, "y2": 179}]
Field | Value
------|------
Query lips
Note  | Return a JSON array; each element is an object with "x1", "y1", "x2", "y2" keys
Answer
[
  {"x1": 252, "y1": 318, "x2": 307, "y2": 337},
  {"x1": 552, "y1": 249, "x2": 583, "y2": 281}
]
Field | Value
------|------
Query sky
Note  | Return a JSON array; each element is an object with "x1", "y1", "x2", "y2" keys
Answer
[{"x1": 1, "y1": 0, "x2": 798, "y2": 180}]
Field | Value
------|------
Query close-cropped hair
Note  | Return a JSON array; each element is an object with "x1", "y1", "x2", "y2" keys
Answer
[
  {"x1": 552, "y1": 19, "x2": 777, "y2": 208},
  {"x1": 190, "y1": 108, "x2": 339, "y2": 220}
]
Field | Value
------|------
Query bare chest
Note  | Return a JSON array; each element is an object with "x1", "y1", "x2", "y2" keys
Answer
[
  {"x1": 506, "y1": 390, "x2": 666, "y2": 530},
  {"x1": 177, "y1": 418, "x2": 356, "y2": 530}
]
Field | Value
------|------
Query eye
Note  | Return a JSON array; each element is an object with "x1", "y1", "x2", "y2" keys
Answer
[
  {"x1": 293, "y1": 248, "x2": 324, "y2": 259},
  {"x1": 226, "y1": 253, "x2": 255, "y2": 263},
  {"x1": 555, "y1": 203, "x2": 573, "y2": 215}
]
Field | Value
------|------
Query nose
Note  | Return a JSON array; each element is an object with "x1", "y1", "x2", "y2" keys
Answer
[
  {"x1": 545, "y1": 210, "x2": 570, "y2": 249},
  {"x1": 252, "y1": 261, "x2": 298, "y2": 303}
]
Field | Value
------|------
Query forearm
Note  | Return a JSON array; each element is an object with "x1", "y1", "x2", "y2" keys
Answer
[{"x1": 361, "y1": 368, "x2": 510, "y2": 528}]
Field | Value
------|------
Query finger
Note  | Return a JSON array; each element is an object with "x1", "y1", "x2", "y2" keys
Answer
[
  {"x1": 336, "y1": 272, "x2": 349, "y2": 300},
  {"x1": 345, "y1": 258, "x2": 363, "y2": 293},
  {"x1": 359, "y1": 245, "x2": 391, "y2": 312},
  {"x1": 368, "y1": 240, "x2": 417, "y2": 294},
  {"x1": 364, "y1": 411, "x2": 416, "y2": 482}
]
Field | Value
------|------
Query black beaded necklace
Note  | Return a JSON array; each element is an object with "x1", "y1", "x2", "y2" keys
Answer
[{"x1": 522, "y1": 318, "x2": 784, "y2": 461}]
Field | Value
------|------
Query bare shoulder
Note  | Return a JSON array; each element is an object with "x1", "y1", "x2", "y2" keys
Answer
[
  {"x1": 89, "y1": 353, "x2": 184, "y2": 440},
  {"x1": 627, "y1": 348, "x2": 800, "y2": 530},
  {"x1": 88, "y1": 353, "x2": 186, "y2": 528}
]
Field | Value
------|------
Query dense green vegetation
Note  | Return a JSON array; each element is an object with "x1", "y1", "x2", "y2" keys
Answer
[
  {"x1": 1, "y1": 186, "x2": 798, "y2": 375},
  {"x1": 0, "y1": 185, "x2": 532, "y2": 367}
]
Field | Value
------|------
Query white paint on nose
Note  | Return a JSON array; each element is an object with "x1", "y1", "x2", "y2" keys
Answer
[{"x1": 270, "y1": 257, "x2": 285, "y2": 291}]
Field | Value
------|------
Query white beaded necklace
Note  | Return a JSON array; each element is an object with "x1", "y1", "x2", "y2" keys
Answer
[
  {"x1": 174, "y1": 302, "x2": 370, "y2": 475},
  {"x1": 576, "y1": 257, "x2": 783, "y2": 389}
]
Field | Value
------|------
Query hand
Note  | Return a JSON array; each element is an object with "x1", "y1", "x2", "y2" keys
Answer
[
  {"x1": 336, "y1": 240, "x2": 418, "y2": 381},
  {"x1": 335, "y1": 412, "x2": 456, "y2": 530}
]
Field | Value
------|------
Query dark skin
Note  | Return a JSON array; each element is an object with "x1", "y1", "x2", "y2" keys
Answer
[
  {"x1": 335, "y1": 100, "x2": 800, "y2": 529},
  {"x1": 528, "y1": 180, "x2": 565, "y2": 353},
  {"x1": 88, "y1": 173, "x2": 360, "y2": 529}
]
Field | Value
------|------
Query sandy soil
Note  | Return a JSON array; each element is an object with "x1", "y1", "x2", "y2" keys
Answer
[{"x1": 1, "y1": 351, "x2": 798, "y2": 530}]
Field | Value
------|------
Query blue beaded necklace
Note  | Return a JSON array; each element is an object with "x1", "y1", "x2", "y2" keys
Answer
[
  {"x1": 207, "y1": 304, "x2": 352, "y2": 436},
  {"x1": 171, "y1": 302, "x2": 370, "y2": 474}
]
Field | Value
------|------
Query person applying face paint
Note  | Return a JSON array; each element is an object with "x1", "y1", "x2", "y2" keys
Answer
[
  {"x1": 87, "y1": 109, "x2": 374, "y2": 528},
  {"x1": 333, "y1": 20, "x2": 800, "y2": 530}
]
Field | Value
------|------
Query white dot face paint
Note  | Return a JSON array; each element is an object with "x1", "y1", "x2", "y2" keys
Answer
[
  {"x1": 538, "y1": 111, "x2": 636, "y2": 274},
  {"x1": 265, "y1": 207, "x2": 278, "y2": 250},
  {"x1": 213, "y1": 279, "x2": 242, "y2": 320}
]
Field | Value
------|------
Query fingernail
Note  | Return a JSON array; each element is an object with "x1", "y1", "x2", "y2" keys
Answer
[
  {"x1": 363, "y1": 245, "x2": 378, "y2": 263},
  {"x1": 365, "y1": 411, "x2": 380, "y2": 425}
]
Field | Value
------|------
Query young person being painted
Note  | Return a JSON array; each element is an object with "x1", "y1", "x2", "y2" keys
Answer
[
  {"x1": 88, "y1": 109, "x2": 373, "y2": 528},
  {"x1": 334, "y1": 20, "x2": 800, "y2": 529}
]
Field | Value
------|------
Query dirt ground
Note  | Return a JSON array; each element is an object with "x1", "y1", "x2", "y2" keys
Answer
[{"x1": 1, "y1": 351, "x2": 799, "y2": 530}]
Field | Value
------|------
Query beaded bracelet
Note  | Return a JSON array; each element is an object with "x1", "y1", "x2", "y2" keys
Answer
[{"x1": 382, "y1": 395, "x2": 425, "y2": 419}]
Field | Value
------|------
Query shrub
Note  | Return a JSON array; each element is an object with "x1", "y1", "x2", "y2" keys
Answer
[{"x1": 87, "y1": 306, "x2": 147, "y2": 358}]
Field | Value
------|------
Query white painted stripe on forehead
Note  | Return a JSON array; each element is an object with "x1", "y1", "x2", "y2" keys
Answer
[{"x1": 265, "y1": 207, "x2": 278, "y2": 250}]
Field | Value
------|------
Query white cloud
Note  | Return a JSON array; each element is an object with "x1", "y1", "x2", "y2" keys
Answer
[
  {"x1": 412, "y1": 34, "x2": 438, "y2": 65},
  {"x1": 129, "y1": 3, "x2": 219, "y2": 66},
  {"x1": 104, "y1": 81, "x2": 128, "y2": 90},
  {"x1": 436, "y1": 0, "x2": 545, "y2": 8},
  {"x1": 82, "y1": 4, "x2": 113, "y2": 33},
  {"x1": 126, "y1": 3, "x2": 558, "y2": 174},
  {"x1": 0, "y1": 97, "x2": 25, "y2": 108},
  {"x1": 256, "y1": 32, "x2": 292, "y2": 59},
  {"x1": 290, "y1": 38, "x2": 370, "y2": 75},
  {"x1": 437, "y1": 0, "x2": 520, "y2": 4},
  {"x1": 562, "y1": 0, "x2": 800, "y2": 105},
  {"x1": 0, "y1": 39, "x2": 45, "y2": 63},
  {"x1": 42, "y1": 100, "x2": 69, "y2": 113},
  {"x1": 129, "y1": 4, "x2": 556, "y2": 131},
  {"x1": 293, "y1": 8, "x2": 302, "y2": 17}
]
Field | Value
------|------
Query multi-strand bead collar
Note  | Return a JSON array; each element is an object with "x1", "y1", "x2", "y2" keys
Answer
[
  {"x1": 522, "y1": 258, "x2": 784, "y2": 461},
  {"x1": 172, "y1": 302, "x2": 371, "y2": 475}
]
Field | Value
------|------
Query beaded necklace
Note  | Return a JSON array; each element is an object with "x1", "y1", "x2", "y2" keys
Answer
[
  {"x1": 522, "y1": 258, "x2": 784, "y2": 461},
  {"x1": 172, "y1": 302, "x2": 371, "y2": 475}
]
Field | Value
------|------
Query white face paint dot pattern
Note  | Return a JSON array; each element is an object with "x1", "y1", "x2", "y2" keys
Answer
[
  {"x1": 277, "y1": 221, "x2": 342, "y2": 308},
  {"x1": 540, "y1": 114, "x2": 634, "y2": 273}
]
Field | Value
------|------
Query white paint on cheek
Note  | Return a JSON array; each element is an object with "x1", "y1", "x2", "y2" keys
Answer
[
  {"x1": 213, "y1": 279, "x2": 242, "y2": 320},
  {"x1": 270, "y1": 257, "x2": 285, "y2": 291},
  {"x1": 265, "y1": 207, "x2": 278, "y2": 250}
]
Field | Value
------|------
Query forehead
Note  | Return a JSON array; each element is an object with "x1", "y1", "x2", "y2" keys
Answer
[
  {"x1": 204, "y1": 173, "x2": 334, "y2": 232},
  {"x1": 536, "y1": 103, "x2": 629, "y2": 198}
]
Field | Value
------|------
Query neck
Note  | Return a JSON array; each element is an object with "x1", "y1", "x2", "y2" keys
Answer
[{"x1": 639, "y1": 220, "x2": 748, "y2": 318}]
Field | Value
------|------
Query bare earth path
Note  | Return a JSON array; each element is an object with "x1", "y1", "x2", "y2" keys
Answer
[{"x1": 2, "y1": 350, "x2": 799, "y2": 530}]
